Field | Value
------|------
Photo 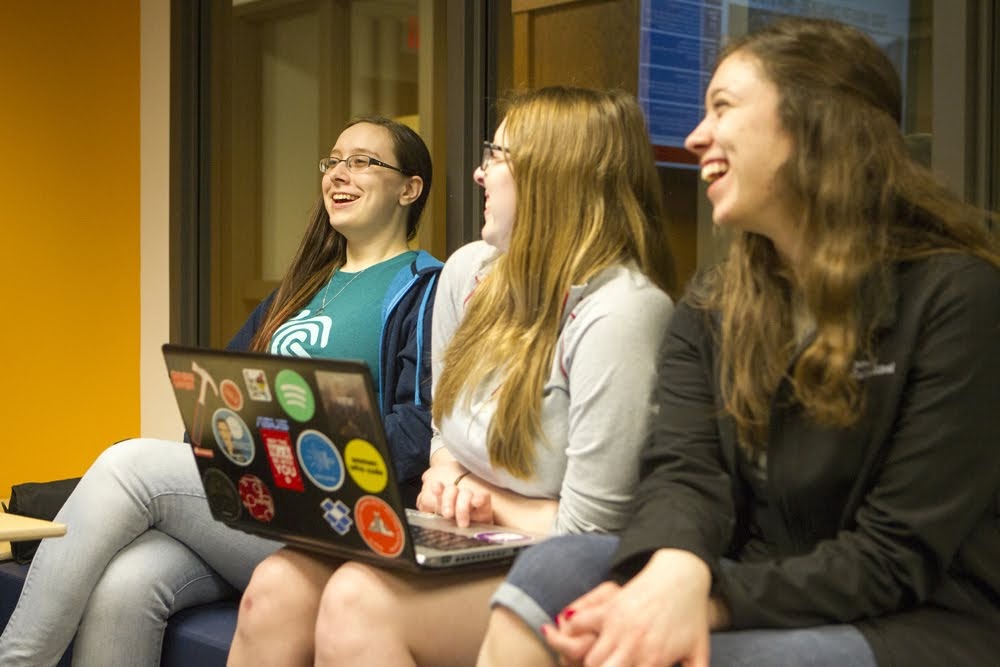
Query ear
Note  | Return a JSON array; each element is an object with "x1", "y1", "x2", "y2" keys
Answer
[{"x1": 398, "y1": 175, "x2": 423, "y2": 207}]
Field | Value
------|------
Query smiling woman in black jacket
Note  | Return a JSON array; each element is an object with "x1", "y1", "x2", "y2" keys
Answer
[{"x1": 478, "y1": 18, "x2": 1000, "y2": 667}]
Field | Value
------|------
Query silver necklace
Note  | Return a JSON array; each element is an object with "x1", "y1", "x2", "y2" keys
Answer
[{"x1": 315, "y1": 267, "x2": 367, "y2": 315}]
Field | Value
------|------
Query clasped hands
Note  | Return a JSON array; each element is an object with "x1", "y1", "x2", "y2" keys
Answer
[
  {"x1": 542, "y1": 549, "x2": 721, "y2": 667},
  {"x1": 415, "y1": 457, "x2": 494, "y2": 527}
]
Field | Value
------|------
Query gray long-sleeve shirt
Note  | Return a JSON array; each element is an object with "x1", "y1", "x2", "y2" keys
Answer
[{"x1": 430, "y1": 241, "x2": 674, "y2": 535}]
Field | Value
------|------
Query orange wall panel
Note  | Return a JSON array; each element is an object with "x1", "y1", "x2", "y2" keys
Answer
[{"x1": 0, "y1": 3, "x2": 141, "y2": 497}]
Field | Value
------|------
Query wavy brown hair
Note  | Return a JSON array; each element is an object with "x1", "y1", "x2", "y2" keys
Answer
[
  {"x1": 694, "y1": 18, "x2": 1000, "y2": 450},
  {"x1": 433, "y1": 87, "x2": 677, "y2": 478},
  {"x1": 248, "y1": 115, "x2": 432, "y2": 351}
]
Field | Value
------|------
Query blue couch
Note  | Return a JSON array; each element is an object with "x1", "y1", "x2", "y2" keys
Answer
[{"x1": 0, "y1": 560, "x2": 238, "y2": 665}]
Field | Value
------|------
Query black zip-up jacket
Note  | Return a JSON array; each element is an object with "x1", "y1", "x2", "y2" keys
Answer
[{"x1": 612, "y1": 254, "x2": 1000, "y2": 666}]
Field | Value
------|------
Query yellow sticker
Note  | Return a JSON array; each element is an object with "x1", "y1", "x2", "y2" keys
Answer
[{"x1": 344, "y1": 439, "x2": 388, "y2": 494}]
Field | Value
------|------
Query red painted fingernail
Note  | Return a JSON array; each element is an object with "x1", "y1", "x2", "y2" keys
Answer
[{"x1": 563, "y1": 608, "x2": 576, "y2": 621}]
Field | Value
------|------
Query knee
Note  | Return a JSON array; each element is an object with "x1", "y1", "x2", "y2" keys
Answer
[
  {"x1": 237, "y1": 553, "x2": 316, "y2": 635},
  {"x1": 316, "y1": 562, "x2": 401, "y2": 651},
  {"x1": 316, "y1": 561, "x2": 389, "y2": 628},
  {"x1": 314, "y1": 563, "x2": 395, "y2": 663},
  {"x1": 91, "y1": 438, "x2": 168, "y2": 479}
]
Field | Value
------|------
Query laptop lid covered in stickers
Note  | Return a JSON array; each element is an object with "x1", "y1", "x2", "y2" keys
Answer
[{"x1": 161, "y1": 344, "x2": 541, "y2": 572}]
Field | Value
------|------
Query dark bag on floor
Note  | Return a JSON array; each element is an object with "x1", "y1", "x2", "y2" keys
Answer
[{"x1": 2, "y1": 477, "x2": 81, "y2": 564}]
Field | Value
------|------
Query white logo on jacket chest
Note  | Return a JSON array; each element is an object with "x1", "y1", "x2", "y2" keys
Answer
[{"x1": 852, "y1": 360, "x2": 896, "y2": 380}]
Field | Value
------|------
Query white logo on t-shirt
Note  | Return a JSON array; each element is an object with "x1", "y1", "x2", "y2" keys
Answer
[{"x1": 270, "y1": 310, "x2": 332, "y2": 357}]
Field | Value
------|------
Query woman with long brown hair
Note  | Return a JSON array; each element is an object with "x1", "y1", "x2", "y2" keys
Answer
[
  {"x1": 481, "y1": 17, "x2": 1000, "y2": 667},
  {"x1": 226, "y1": 86, "x2": 677, "y2": 666},
  {"x1": 0, "y1": 115, "x2": 442, "y2": 666}
]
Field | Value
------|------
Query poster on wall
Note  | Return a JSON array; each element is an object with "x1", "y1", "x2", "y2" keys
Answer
[{"x1": 640, "y1": 0, "x2": 911, "y2": 168}]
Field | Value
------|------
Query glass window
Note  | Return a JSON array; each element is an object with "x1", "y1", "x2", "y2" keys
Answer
[
  {"x1": 187, "y1": 0, "x2": 451, "y2": 346},
  {"x1": 177, "y1": 0, "x2": 995, "y2": 342},
  {"x1": 505, "y1": 0, "x2": 997, "y2": 290}
]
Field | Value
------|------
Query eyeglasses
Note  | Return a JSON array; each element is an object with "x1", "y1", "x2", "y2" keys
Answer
[
  {"x1": 481, "y1": 141, "x2": 510, "y2": 172},
  {"x1": 319, "y1": 155, "x2": 408, "y2": 175}
]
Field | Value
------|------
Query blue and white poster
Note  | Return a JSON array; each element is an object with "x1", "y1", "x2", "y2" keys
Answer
[{"x1": 640, "y1": 0, "x2": 911, "y2": 167}]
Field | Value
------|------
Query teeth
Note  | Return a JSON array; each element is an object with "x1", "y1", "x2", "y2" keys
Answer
[
  {"x1": 332, "y1": 193, "x2": 359, "y2": 203},
  {"x1": 700, "y1": 162, "x2": 729, "y2": 183}
]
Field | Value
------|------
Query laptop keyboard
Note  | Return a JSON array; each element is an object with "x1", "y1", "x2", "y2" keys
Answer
[{"x1": 410, "y1": 525, "x2": 487, "y2": 551}]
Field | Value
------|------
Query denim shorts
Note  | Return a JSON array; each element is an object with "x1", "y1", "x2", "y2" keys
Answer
[
  {"x1": 489, "y1": 533, "x2": 876, "y2": 666},
  {"x1": 489, "y1": 533, "x2": 619, "y2": 639}
]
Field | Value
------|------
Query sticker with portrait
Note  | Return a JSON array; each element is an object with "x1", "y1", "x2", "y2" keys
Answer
[{"x1": 211, "y1": 408, "x2": 255, "y2": 465}]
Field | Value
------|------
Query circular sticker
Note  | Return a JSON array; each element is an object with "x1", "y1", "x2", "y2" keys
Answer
[
  {"x1": 275, "y1": 369, "x2": 315, "y2": 422},
  {"x1": 211, "y1": 408, "x2": 255, "y2": 465},
  {"x1": 238, "y1": 474, "x2": 275, "y2": 523},
  {"x1": 202, "y1": 468, "x2": 241, "y2": 521},
  {"x1": 354, "y1": 496, "x2": 405, "y2": 558},
  {"x1": 220, "y1": 379, "x2": 244, "y2": 411},
  {"x1": 297, "y1": 429, "x2": 345, "y2": 491},
  {"x1": 344, "y1": 439, "x2": 388, "y2": 494}
]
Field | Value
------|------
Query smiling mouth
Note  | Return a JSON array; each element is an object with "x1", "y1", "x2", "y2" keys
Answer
[
  {"x1": 701, "y1": 162, "x2": 729, "y2": 184},
  {"x1": 332, "y1": 193, "x2": 359, "y2": 203}
]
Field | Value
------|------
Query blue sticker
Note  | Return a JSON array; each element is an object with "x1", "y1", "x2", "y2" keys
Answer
[
  {"x1": 297, "y1": 429, "x2": 345, "y2": 491},
  {"x1": 321, "y1": 498, "x2": 353, "y2": 535}
]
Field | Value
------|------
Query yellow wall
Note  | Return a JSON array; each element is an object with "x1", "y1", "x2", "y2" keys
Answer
[{"x1": 0, "y1": 3, "x2": 141, "y2": 498}]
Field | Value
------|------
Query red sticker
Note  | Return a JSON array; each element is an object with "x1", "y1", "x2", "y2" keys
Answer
[
  {"x1": 220, "y1": 379, "x2": 244, "y2": 411},
  {"x1": 354, "y1": 496, "x2": 405, "y2": 558},
  {"x1": 262, "y1": 428, "x2": 305, "y2": 491},
  {"x1": 238, "y1": 474, "x2": 275, "y2": 522},
  {"x1": 171, "y1": 370, "x2": 195, "y2": 391}
]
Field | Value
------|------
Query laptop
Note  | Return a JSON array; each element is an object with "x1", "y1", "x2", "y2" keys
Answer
[{"x1": 162, "y1": 344, "x2": 544, "y2": 572}]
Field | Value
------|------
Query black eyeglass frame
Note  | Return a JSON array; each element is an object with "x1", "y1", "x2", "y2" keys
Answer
[
  {"x1": 319, "y1": 155, "x2": 410, "y2": 175},
  {"x1": 480, "y1": 141, "x2": 510, "y2": 171}
]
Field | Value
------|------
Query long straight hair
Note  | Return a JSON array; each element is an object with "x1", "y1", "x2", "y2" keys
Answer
[
  {"x1": 433, "y1": 87, "x2": 677, "y2": 478},
  {"x1": 696, "y1": 18, "x2": 1000, "y2": 450},
  {"x1": 248, "y1": 116, "x2": 432, "y2": 351}
]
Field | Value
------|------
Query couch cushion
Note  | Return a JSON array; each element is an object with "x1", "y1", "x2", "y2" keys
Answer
[
  {"x1": 0, "y1": 561, "x2": 71, "y2": 665},
  {"x1": 162, "y1": 601, "x2": 238, "y2": 667},
  {"x1": 1, "y1": 560, "x2": 237, "y2": 666}
]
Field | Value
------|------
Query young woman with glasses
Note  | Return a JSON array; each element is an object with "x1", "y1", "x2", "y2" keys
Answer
[
  {"x1": 0, "y1": 116, "x2": 442, "y2": 667},
  {"x1": 225, "y1": 86, "x2": 678, "y2": 666},
  {"x1": 480, "y1": 18, "x2": 1000, "y2": 667}
]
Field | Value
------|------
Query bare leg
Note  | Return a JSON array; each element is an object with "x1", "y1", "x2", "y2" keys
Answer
[
  {"x1": 227, "y1": 548, "x2": 341, "y2": 667},
  {"x1": 313, "y1": 561, "x2": 507, "y2": 667},
  {"x1": 478, "y1": 606, "x2": 555, "y2": 667}
]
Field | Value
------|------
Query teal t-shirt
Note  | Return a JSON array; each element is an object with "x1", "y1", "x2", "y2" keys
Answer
[{"x1": 269, "y1": 251, "x2": 417, "y2": 380}]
